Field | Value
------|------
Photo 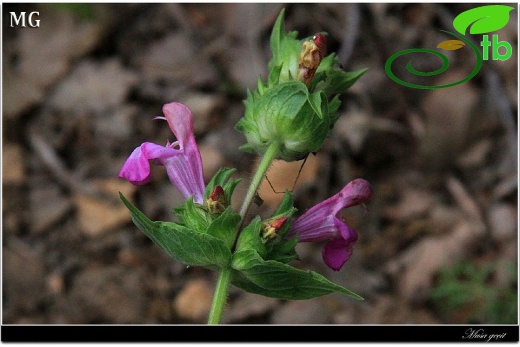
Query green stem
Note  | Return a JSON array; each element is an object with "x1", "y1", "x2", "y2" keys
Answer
[
  {"x1": 207, "y1": 267, "x2": 232, "y2": 324},
  {"x1": 208, "y1": 142, "x2": 279, "y2": 325},
  {"x1": 235, "y1": 142, "x2": 280, "y2": 243}
]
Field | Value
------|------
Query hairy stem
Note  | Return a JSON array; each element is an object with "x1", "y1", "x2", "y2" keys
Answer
[
  {"x1": 208, "y1": 142, "x2": 279, "y2": 324},
  {"x1": 233, "y1": 142, "x2": 279, "y2": 249},
  {"x1": 207, "y1": 267, "x2": 232, "y2": 324}
]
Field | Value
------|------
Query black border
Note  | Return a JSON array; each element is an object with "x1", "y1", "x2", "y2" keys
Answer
[{"x1": 1, "y1": 324, "x2": 519, "y2": 343}]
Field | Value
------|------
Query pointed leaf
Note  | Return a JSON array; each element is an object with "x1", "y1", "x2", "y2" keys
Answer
[
  {"x1": 204, "y1": 167, "x2": 233, "y2": 199},
  {"x1": 268, "y1": 64, "x2": 283, "y2": 87},
  {"x1": 437, "y1": 39, "x2": 465, "y2": 50},
  {"x1": 272, "y1": 190, "x2": 296, "y2": 217},
  {"x1": 269, "y1": 8, "x2": 286, "y2": 60},
  {"x1": 235, "y1": 203, "x2": 297, "y2": 264},
  {"x1": 314, "y1": 62, "x2": 368, "y2": 98},
  {"x1": 154, "y1": 221, "x2": 232, "y2": 269},
  {"x1": 204, "y1": 167, "x2": 241, "y2": 206},
  {"x1": 453, "y1": 5, "x2": 515, "y2": 35},
  {"x1": 330, "y1": 67, "x2": 369, "y2": 95},
  {"x1": 328, "y1": 94, "x2": 341, "y2": 115},
  {"x1": 263, "y1": 191, "x2": 298, "y2": 262},
  {"x1": 234, "y1": 217, "x2": 266, "y2": 258},
  {"x1": 206, "y1": 207, "x2": 241, "y2": 248},
  {"x1": 173, "y1": 198, "x2": 212, "y2": 233},
  {"x1": 120, "y1": 193, "x2": 231, "y2": 269},
  {"x1": 268, "y1": 8, "x2": 302, "y2": 82},
  {"x1": 231, "y1": 250, "x2": 362, "y2": 300},
  {"x1": 307, "y1": 90, "x2": 327, "y2": 119},
  {"x1": 264, "y1": 235, "x2": 299, "y2": 263}
]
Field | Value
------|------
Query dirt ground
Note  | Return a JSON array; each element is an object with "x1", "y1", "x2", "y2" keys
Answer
[{"x1": 2, "y1": 3, "x2": 518, "y2": 327}]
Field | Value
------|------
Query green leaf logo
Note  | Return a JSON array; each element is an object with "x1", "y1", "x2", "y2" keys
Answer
[{"x1": 453, "y1": 5, "x2": 515, "y2": 35}]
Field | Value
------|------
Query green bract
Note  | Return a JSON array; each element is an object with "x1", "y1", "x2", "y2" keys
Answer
[
  {"x1": 235, "y1": 8, "x2": 367, "y2": 161},
  {"x1": 237, "y1": 81, "x2": 329, "y2": 161},
  {"x1": 267, "y1": 8, "x2": 301, "y2": 84}
]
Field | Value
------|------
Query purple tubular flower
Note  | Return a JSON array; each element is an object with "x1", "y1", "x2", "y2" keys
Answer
[
  {"x1": 118, "y1": 102, "x2": 205, "y2": 204},
  {"x1": 288, "y1": 178, "x2": 373, "y2": 271}
]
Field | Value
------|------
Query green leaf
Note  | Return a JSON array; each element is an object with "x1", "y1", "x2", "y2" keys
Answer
[
  {"x1": 269, "y1": 8, "x2": 286, "y2": 61},
  {"x1": 231, "y1": 251, "x2": 363, "y2": 300},
  {"x1": 264, "y1": 235, "x2": 299, "y2": 264},
  {"x1": 272, "y1": 190, "x2": 296, "y2": 217},
  {"x1": 262, "y1": 190, "x2": 298, "y2": 263},
  {"x1": 452, "y1": 5, "x2": 515, "y2": 35},
  {"x1": 328, "y1": 95, "x2": 341, "y2": 116},
  {"x1": 313, "y1": 59, "x2": 367, "y2": 100},
  {"x1": 233, "y1": 197, "x2": 298, "y2": 264},
  {"x1": 206, "y1": 207, "x2": 241, "y2": 248},
  {"x1": 174, "y1": 198, "x2": 212, "y2": 233},
  {"x1": 230, "y1": 249, "x2": 264, "y2": 271},
  {"x1": 204, "y1": 167, "x2": 241, "y2": 207},
  {"x1": 307, "y1": 91, "x2": 327, "y2": 120},
  {"x1": 268, "y1": 190, "x2": 296, "y2": 238},
  {"x1": 234, "y1": 217, "x2": 266, "y2": 258},
  {"x1": 120, "y1": 193, "x2": 231, "y2": 269},
  {"x1": 330, "y1": 68, "x2": 369, "y2": 95},
  {"x1": 268, "y1": 64, "x2": 283, "y2": 87},
  {"x1": 237, "y1": 143, "x2": 256, "y2": 155},
  {"x1": 269, "y1": 8, "x2": 299, "y2": 60},
  {"x1": 268, "y1": 8, "x2": 302, "y2": 83},
  {"x1": 205, "y1": 167, "x2": 232, "y2": 198}
]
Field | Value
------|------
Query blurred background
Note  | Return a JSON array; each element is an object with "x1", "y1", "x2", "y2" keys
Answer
[{"x1": 2, "y1": 3, "x2": 517, "y2": 324}]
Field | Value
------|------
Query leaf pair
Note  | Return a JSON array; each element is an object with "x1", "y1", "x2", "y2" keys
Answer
[
  {"x1": 120, "y1": 169, "x2": 364, "y2": 301},
  {"x1": 230, "y1": 193, "x2": 362, "y2": 300}
]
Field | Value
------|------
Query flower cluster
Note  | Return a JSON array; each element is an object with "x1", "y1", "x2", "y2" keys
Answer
[
  {"x1": 119, "y1": 101, "x2": 372, "y2": 271},
  {"x1": 118, "y1": 8, "x2": 372, "y2": 316},
  {"x1": 235, "y1": 9, "x2": 367, "y2": 161}
]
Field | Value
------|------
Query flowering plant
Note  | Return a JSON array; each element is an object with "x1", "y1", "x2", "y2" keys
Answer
[{"x1": 119, "y1": 9, "x2": 372, "y2": 324}]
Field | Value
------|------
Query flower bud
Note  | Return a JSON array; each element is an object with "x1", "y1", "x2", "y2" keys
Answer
[
  {"x1": 261, "y1": 216, "x2": 288, "y2": 241},
  {"x1": 236, "y1": 9, "x2": 367, "y2": 162},
  {"x1": 298, "y1": 34, "x2": 326, "y2": 85},
  {"x1": 313, "y1": 33, "x2": 327, "y2": 59},
  {"x1": 206, "y1": 185, "x2": 226, "y2": 214}
]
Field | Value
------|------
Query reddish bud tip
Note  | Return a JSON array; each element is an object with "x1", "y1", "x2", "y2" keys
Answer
[
  {"x1": 206, "y1": 185, "x2": 226, "y2": 214},
  {"x1": 209, "y1": 185, "x2": 225, "y2": 201},
  {"x1": 313, "y1": 34, "x2": 327, "y2": 59},
  {"x1": 261, "y1": 216, "x2": 288, "y2": 241},
  {"x1": 268, "y1": 216, "x2": 288, "y2": 230}
]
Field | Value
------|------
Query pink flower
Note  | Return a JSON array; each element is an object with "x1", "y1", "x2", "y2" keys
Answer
[
  {"x1": 118, "y1": 102, "x2": 205, "y2": 204},
  {"x1": 288, "y1": 178, "x2": 373, "y2": 271}
]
